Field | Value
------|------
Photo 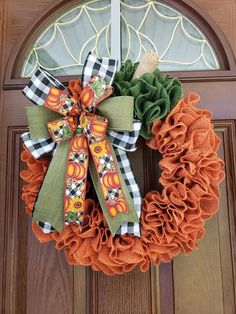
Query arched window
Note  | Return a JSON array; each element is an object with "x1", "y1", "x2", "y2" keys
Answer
[
  {"x1": 4, "y1": 0, "x2": 235, "y2": 87},
  {"x1": 19, "y1": 0, "x2": 222, "y2": 78}
]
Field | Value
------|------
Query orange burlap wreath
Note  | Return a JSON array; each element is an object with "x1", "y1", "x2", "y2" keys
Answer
[{"x1": 20, "y1": 92, "x2": 225, "y2": 275}]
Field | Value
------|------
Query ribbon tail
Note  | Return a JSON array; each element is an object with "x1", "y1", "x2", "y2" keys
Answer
[
  {"x1": 64, "y1": 134, "x2": 89, "y2": 225},
  {"x1": 89, "y1": 137, "x2": 139, "y2": 236},
  {"x1": 33, "y1": 141, "x2": 70, "y2": 232},
  {"x1": 113, "y1": 147, "x2": 142, "y2": 236},
  {"x1": 107, "y1": 120, "x2": 142, "y2": 235}
]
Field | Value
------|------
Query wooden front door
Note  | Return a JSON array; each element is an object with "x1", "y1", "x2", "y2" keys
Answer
[{"x1": 1, "y1": 0, "x2": 236, "y2": 313}]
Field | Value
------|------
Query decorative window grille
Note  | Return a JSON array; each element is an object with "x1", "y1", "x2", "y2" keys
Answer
[{"x1": 21, "y1": 0, "x2": 220, "y2": 77}]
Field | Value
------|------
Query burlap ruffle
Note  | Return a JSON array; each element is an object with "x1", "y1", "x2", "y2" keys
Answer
[
  {"x1": 20, "y1": 92, "x2": 225, "y2": 275},
  {"x1": 20, "y1": 147, "x2": 49, "y2": 215},
  {"x1": 143, "y1": 92, "x2": 225, "y2": 260},
  {"x1": 113, "y1": 60, "x2": 182, "y2": 139}
]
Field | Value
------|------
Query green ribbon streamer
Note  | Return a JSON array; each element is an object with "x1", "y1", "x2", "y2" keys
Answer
[
  {"x1": 26, "y1": 96, "x2": 134, "y2": 139},
  {"x1": 113, "y1": 60, "x2": 183, "y2": 139},
  {"x1": 89, "y1": 137, "x2": 139, "y2": 236},
  {"x1": 32, "y1": 141, "x2": 70, "y2": 232}
]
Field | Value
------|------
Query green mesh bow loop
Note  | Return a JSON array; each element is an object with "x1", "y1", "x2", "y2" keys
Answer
[
  {"x1": 113, "y1": 60, "x2": 138, "y2": 84},
  {"x1": 113, "y1": 60, "x2": 183, "y2": 140},
  {"x1": 152, "y1": 69, "x2": 182, "y2": 108}
]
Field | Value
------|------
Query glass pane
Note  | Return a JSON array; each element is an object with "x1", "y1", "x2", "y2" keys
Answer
[
  {"x1": 21, "y1": 0, "x2": 220, "y2": 77},
  {"x1": 121, "y1": 0, "x2": 220, "y2": 71},
  {"x1": 21, "y1": 0, "x2": 111, "y2": 77}
]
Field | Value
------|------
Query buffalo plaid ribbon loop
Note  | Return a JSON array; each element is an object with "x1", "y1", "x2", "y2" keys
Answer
[
  {"x1": 22, "y1": 67, "x2": 67, "y2": 106},
  {"x1": 81, "y1": 52, "x2": 118, "y2": 88}
]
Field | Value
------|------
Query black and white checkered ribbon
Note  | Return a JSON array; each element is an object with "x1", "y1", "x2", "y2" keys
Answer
[
  {"x1": 21, "y1": 53, "x2": 142, "y2": 236},
  {"x1": 21, "y1": 132, "x2": 56, "y2": 159},
  {"x1": 107, "y1": 120, "x2": 142, "y2": 152},
  {"x1": 81, "y1": 51, "x2": 118, "y2": 88},
  {"x1": 38, "y1": 221, "x2": 55, "y2": 234},
  {"x1": 22, "y1": 67, "x2": 67, "y2": 105},
  {"x1": 113, "y1": 147, "x2": 142, "y2": 236},
  {"x1": 107, "y1": 120, "x2": 142, "y2": 236}
]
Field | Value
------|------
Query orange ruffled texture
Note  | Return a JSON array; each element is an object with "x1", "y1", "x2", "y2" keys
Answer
[
  {"x1": 20, "y1": 92, "x2": 225, "y2": 275},
  {"x1": 32, "y1": 200, "x2": 150, "y2": 275},
  {"x1": 20, "y1": 147, "x2": 49, "y2": 215},
  {"x1": 144, "y1": 92, "x2": 225, "y2": 262}
]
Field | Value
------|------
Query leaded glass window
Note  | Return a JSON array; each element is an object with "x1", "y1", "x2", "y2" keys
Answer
[{"x1": 21, "y1": 0, "x2": 220, "y2": 77}]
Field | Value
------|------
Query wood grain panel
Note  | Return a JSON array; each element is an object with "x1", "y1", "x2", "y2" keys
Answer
[
  {"x1": 0, "y1": 0, "x2": 9, "y2": 310},
  {"x1": 92, "y1": 269, "x2": 153, "y2": 314},
  {"x1": 216, "y1": 121, "x2": 236, "y2": 309},
  {"x1": 7, "y1": 0, "x2": 52, "y2": 64},
  {"x1": 2, "y1": 128, "x2": 25, "y2": 313},
  {"x1": 1, "y1": 128, "x2": 76, "y2": 314},
  {"x1": 27, "y1": 228, "x2": 74, "y2": 314},
  {"x1": 174, "y1": 216, "x2": 225, "y2": 314},
  {"x1": 183, "y1": 81, "x2": 236, "y2": 120},
  {"x1": 150, "y1": 266, "x2": 161, "y2": 314},
  {"x1": 159, "y1": 263, "x2": 174, "y2": 314},
  {"x1": 192, "y1": 0, "x2": 236, "y2": 56},
  {"x1": 173, "y1": 121, "x2": 236, "y2": 314},
  {"x1": 74, "y1": 266, "x2": 87, "y2": 314},
  {"x1": 216, "y1": 121, "x2": 236, "y2": 314}
]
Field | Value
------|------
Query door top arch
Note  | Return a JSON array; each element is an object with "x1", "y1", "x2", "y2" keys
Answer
[{"x1": 4, "y1": 0, "x2": 236, "y2": 89}]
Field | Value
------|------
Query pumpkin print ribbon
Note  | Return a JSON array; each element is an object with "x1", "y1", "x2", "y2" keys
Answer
[{"x1": 37, "y1": 76, "x2": 139, "y2": 235}]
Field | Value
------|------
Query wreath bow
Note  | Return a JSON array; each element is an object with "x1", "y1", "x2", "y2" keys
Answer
[{"x1": 22, "y1": 53, "x2": 141, "y2": 236}]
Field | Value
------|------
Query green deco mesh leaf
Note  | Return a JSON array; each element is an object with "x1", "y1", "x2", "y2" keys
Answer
[
  {"x1": 65, "y1": 212, "x2": 78, "y2": 221},
  {"x1": 63, "y1": 125, "x2": 72, "y2": 138},
  {"x1": 113, "y1": 60, "x2": 183, "y2": 139},
  {"x1": 90, "y1": 80, "x2": 103, "y2": 96}
]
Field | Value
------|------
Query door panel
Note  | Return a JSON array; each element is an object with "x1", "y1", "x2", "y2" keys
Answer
[
  {"x1": 1, "y1": 1, "x2": 236, "y2": 314},
  {"x1": 2, "y1": 120, "x2": 236, "y2": 314},
  {"x1": 174, "y1": 122, "x2": 236, "y2": 314}
]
